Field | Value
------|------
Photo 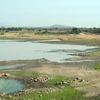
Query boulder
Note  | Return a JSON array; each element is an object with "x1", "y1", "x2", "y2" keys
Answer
[{"x1": 0, "y1": 73, "x2": 11, "y2": 77}]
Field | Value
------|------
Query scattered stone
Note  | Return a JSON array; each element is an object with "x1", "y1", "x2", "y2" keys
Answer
[
  {"x1": 71, "y1": 77, "x2": 86, "y2": 86},
  {"x1": 79, "y1": 79, "x2": 85, "y2": 82},
  {"x1": 8, "y1": 95, "x2": 12, "y2": 98},
  {"x1": 0, "y1": 93, "x2": 6, "y2": 97},
  {"x1": 34, "y1": 78, "x2": 38, "y2": 82},
  {"x1": 55, "y1": 82, "x2": 60, "y2": 85},
  {"x1": 0, "y1": 73, "x2": 11, "y2": 78},
  {"x1": 74, "y1": 77, "x2": 85, "y2": 83},
  {"x1": 39, "y1": 95, "x2": 42, "y2": 97},
  {"x1": 55, "y1": 80, "x2": 68, "y2": 85},
  {"x1": 75, "y1": 77, "x2": 82, "y2": 80},
  {"x1": 33, "y1": 76, "x2": 49, "y2": 82},
  {"x1": 62, "y1": 81, "x2": 67, "y2": 84}
]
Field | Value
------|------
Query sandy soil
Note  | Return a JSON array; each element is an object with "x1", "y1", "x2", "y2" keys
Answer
[{"x1": 0, "y1": 32, "x2": 100, "y2": 40}]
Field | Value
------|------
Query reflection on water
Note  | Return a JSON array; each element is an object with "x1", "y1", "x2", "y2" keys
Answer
[
  {"x1": 0, "y1": 78, "x2": 24, "y2": 93},
  {"x1": 0, "y1": 39, "x2": 97, "y2": 62}
]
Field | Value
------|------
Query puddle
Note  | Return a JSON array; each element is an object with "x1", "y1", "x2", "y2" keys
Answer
[{"x1": 0, "y1": 78, "x2": 24, "y2": 94}]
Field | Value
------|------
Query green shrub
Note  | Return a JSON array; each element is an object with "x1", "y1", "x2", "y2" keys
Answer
[{"x1": 93, "y1": 62, "x2": 100, "y2": 70}]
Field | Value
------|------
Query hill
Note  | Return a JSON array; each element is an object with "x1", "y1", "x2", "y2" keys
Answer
[{"x1": 49, "y1": 24, "x2": 73, "y2": 28}]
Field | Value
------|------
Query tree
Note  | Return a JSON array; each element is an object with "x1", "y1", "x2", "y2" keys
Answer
[{"x1": 71, "y1": 28, "x2": 80, "y2": 34}]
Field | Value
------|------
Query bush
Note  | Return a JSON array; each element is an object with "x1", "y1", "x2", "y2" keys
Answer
[
  {"x1": 93, "y1": 62, "x2": 100, "y2": 70},
  {"x1": 0, "y1": 32, "x2": 4, "y2": 35}
]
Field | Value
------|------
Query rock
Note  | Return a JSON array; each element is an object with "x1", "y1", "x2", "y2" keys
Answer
[
  {"x1": 55, "y1": 82, "x2": 60, "y2": 85},
  {"x1": 59, "y1": 82, "x2": 63, "y2": 85},
  {"x1": 39, "y1": 95, "x2": 42, "y2": 97},
  {"x1": 33, "y1": 76, "x2": 49, "y2": 82},
  {"x1": 55, "y1": 80, "x2": 68, "y2": 85},
  {"x1": 34, "y1": 78, "x2": 38, "y2": 82},
  {"x1": 74, "y1": 77, "x2": 84, "y2": 81},
  {"x1": 75, "y1": 77, "x2": 82, "y2": 80},
  {"x1": 5, "y1": 73, "x2": 10, "y2": 77},
  {"x1": 1, "y1": 73, "x2": 10, "y2": 77},
  {"x1": 62, "y1": 81, "x2": 67, "y2": 84},
  {"x1": 73, "y1": 78, "x2": 77, "y2": 81},
  {"x1": 79, "y1": 79, "x2": 85, "y2": 82},
  {"x1": 8, "y1": 95, "x2": 12, "y2": 98},
  {"x1": 1, "y1": 93, "x2": 6, "y2": 97},
  {"x1": 30, "y1": 78, "x2": 33, "y2": 80},
  {"x1": 22, "y1": 68, "x2": 24, "y2": 70}
]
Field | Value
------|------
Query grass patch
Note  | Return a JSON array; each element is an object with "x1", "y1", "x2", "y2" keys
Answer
[
  {"x1": 0, "y1": 71, "x2": 99, "y2": 100},
  {"x1": 46, "y1": 75, "x2": 72, "y2": 87},
  {"x1": 9, "y1": 71, "x2": 39, "y2": 77},
  {"x1": 8, "y1": 86, "x2": 87, "y2": 100},
  {"x1": 92, "y1": 62, "x2": 100, "y2": 70},
  {"x1": 85, "y1": 50, "x2": 100, "y2": 56}
]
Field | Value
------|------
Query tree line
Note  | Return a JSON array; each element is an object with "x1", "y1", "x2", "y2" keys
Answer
[
  {"x1": 0, "y1": 27, "x2": 100, "y2": 34},
  {"x1": 0, "y1": 27, "x2": 22, "y2": 32}
]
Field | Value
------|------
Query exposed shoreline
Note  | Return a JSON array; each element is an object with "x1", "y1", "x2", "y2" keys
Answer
[
  {"x1": 0, "y1": 36, "x2": 100, "y2": 99},
  {"x1": 0, "y1": 33, "x2": 100, "y2": 45}
]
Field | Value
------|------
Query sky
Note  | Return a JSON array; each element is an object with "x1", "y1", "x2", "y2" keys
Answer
[{"x1": 0, "y1": 0, "x2": 100, "y2": 28}]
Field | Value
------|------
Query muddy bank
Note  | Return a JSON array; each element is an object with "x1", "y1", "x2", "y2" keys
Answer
[
  {"x1": 0, "y1": 37, "x2": 100, "y2": 46},
  {"x1": 0, "y1": 59, "x2": 100, "y2": 98},
  {"x1": 0, "y1": 58, "x2": 99, "y2": 70}
]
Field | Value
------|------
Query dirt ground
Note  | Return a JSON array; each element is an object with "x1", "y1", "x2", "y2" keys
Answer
[
  {"x1": 4, "y1": 59, "x2": 99, "y2": 97},
  {"x1": 2, "y1": 59, "x2": 99, "y2": 97},
  {"x1": 28, "y1": 62, "x2": 100, "y2": 97},
  {"x1": 0, "y1": 32, "x2": 100, "y2": 40}
]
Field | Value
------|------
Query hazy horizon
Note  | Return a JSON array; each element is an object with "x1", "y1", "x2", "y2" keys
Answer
[{"x1": 0, "y1": 0, "x2": 100, "y2": 28}]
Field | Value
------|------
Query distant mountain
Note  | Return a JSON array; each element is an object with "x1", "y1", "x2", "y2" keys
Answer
[
  {"x1": 49, "y1": 24, "x2": 73, "y2": 28},
  {"x1": 0, "y1": 24, "x2": 73, "y2": 28},
  {"x1": 37, "y1": 24, "x2": 73, "y2": 29}
]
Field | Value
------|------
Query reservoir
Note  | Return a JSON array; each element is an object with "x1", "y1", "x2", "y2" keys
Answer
[{"x1": 0, "y1": 39, "x2": 97, "y2": 63}]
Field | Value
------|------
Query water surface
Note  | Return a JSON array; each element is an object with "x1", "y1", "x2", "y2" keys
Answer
[
  {"x1": 0, "y1": 78, "x2": 24, "y2": 93},
  {"x1": 0, "y1": 39, "x2": 97, "y2": 62},
  {"x1": 0, "y1": 64, "x2": 25, "y2": 69}
]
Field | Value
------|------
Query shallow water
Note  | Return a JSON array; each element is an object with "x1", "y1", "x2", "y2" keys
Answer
[
  {"x1": 0, "y1": 39, "x2": 97, "y2": 62},
  {"x1": 0, "y1": 64, "x2": 25, "y2": 69},
  {"x1": 0, "y1": 78, "x2": 24, "y2": 93}
]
